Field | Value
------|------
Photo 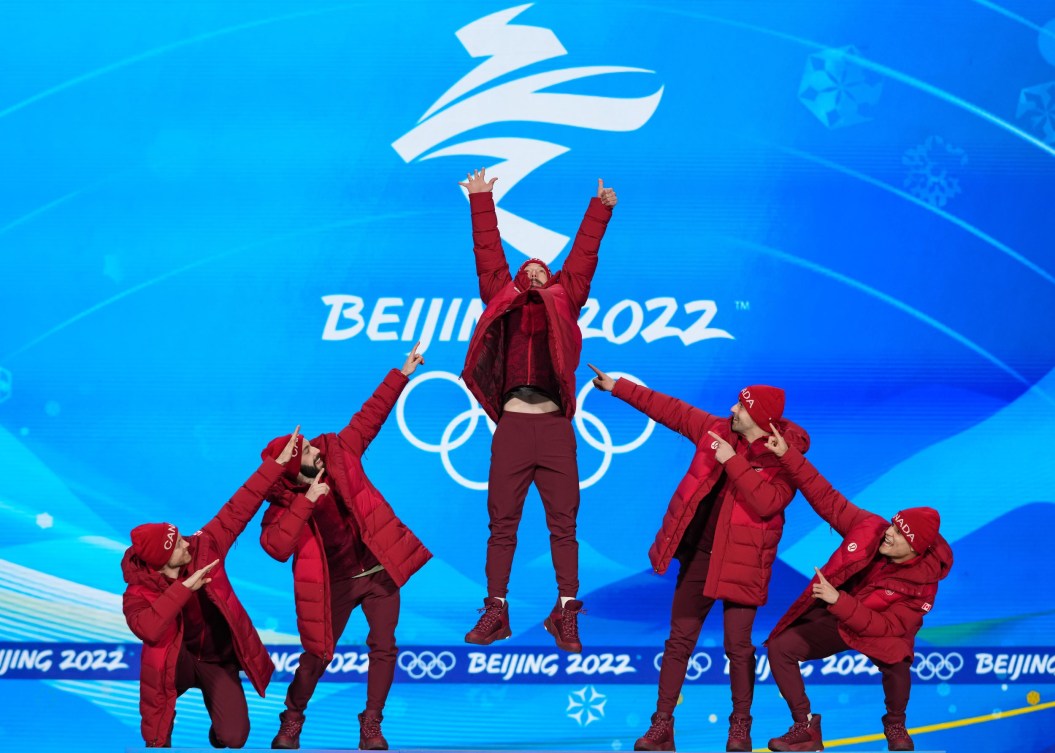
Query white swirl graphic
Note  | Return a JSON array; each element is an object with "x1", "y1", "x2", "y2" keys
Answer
[
  {"x1": 911, "y1": 651, "x2": 964, "y2": 681},
  {"x1": 397, "y1": 370, "x2": 655, "y2": 490},
  {"x1": 397, "y1": 650, "x2": 457, "y2": 680}
]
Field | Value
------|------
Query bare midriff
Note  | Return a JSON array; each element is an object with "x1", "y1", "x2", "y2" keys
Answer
[{"x1": 503, "y1": 386, "x2": 560, "y2": 414}]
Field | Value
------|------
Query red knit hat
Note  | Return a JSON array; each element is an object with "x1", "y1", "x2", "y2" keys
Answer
[
  {"x1": 130, "y1": 522, "x2": 180, "y2": 569},
  {"x1": 261, "y1": 434, "x2": 303, "y2": 482},
  {"x1": 739, "y1": 385, "x2": 785, "y2": 429},
  {"x1": 514, "y1": 258, "x2": 553, "y2": 290},
  {"x1": 891, "y1": 507, "x2": 941, "y2": 553}
]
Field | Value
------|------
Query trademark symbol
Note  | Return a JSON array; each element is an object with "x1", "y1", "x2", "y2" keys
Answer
[{"x1": 735, "y1": 301, "x2": 750, "y2": 311}]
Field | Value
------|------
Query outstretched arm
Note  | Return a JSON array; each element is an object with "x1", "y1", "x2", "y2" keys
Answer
[
  {"x1": 337, "y1": 347, "x2": 421, "y2": 456},
  {"x1": 591, "y1": 364, "x2": 722, "y2": 442},
  {"x1": 460, "y1": 168, "x2": 511, "y2": 303},
  {"x1": 559, "y1": 179, "x2": 616, "y2": 309}
]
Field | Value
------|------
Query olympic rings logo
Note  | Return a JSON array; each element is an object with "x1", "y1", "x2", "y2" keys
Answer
[
  {"x1": 653, "y1": 650, "x2": 713, "y2": 680},
  {"x1": 396, "y1": 370, "x2": 655, "y2": 490},
  {"x1": 397, "y1": 650, "x2": 457, "y2": 680},
  {"x1": 911, "y1": 651, "x2": 964, "y2": 681}
]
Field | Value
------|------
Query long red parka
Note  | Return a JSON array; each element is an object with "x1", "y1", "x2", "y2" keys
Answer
[
  {"x1": 766, "y1": 446, "x2": 953, "y2": 664},
  {"x1": 462, "y1": 191, "x2": 612, "y2": 422},
  {"x1": 259, "y1": 369, "x2": 431, "y2": 662},
  {"x1": 612, "y1": 380, "x2": 810, "y2": 606},
  {"x1": 122, "y1": 460, "x2": 282, "y2": 747}
]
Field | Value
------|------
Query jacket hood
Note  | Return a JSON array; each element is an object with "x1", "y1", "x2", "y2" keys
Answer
[
  {"x1": 121, "y1": 546, "x2": 172, "y2": 589},
  {"x1": 743, "y1": 417, "x2": 810, "y2": 458}
]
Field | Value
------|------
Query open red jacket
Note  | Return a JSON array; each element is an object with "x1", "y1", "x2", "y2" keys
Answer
[
  {"x1": 766, "y1": 447, "x2": 953, "y2": 663},
  {"x1": 613, "y1": 379, "x2": 810, "y2": 606},
  {"x1": 462, "y1": 191, "x2": 612, "y2": 422},
  {"x1": 122, "y1": 459, "x2": 282, "y2": 747},
  {"x1": 259, "y1": 369, "x2": 431, "y2": 662}
]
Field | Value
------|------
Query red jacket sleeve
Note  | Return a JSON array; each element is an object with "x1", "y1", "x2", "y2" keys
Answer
[
  {"x1": 198, "y1": 459, "x2": 284, "y2": 557},
  {"x1": 123, "y1": 582, "x2": 193, "y2": 644},
  {"x1": 828, "y1": 592, "x2": 925, "y2": 639},
  {"x1": 337, "y1": 369, "x2": 409, "y2": 457},
  {"x1": 558, "y1": 197, "x2": 613, "y2": 309},
  {"x1": 778, "y1": 447, "x2": 872, "y2": 536},
  {"x1": 723, "y1": 454, "x2": 795, "y2": 519},
  {"x1": 259, "y1": 493, "x2": 316, "y2": 562},
  {"x1": 612, "y1": 379, "x2": 722, "y2": 443},
  {"x1": 469, "y1": 192, "x2": 512, "y2": 304}
]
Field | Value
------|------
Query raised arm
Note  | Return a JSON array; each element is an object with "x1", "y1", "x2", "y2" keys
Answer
[
  {"x1": 337, "y1": 351, "x2": 420, "y2": 456},
  {"x1": 259, "y1": 472, "x2": 331, "y2": 562},
  {"x1": 460, "y1": 168, "x2": 511, "y2": 303},
  {"x1": 596, "y1": 366, "x2": 722, "y2": 443},
  {"x1": 198, "y1": 458, "x2": 285, "y2": 556},
  {"x1": 559, "y1": 179, "x2": 616, "y2": 309}
]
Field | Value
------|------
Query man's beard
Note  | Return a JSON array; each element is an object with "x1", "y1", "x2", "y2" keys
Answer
[{"x1": 300, "y1": 461, "x2": 321, "y2": 478}]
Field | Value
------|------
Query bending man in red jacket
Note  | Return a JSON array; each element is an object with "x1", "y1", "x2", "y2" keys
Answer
[
  {"x1": 591, "y1": 365, "x2": 810, "y2": 753},
  {"x1": 122, "y1": 430, "x2": 300, "y2": 748},
  {"x1": 260, "y1": 347, "x2": 432, "y2": 751},
  {"x1": 459, "y1": 168, "x2": 616, "y2": 652},
  {"x1": 762, "y1": 424, "x2": 952, "y2": 752}
]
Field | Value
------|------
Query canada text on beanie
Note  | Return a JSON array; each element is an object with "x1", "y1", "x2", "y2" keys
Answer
[
  {"x1": 131, "y1": 522, "x2": 180, "y2": 569},
  {"x1": 892, "y1": 507, "x2": 940, "y2": 553},
  {"x1": 739, "y1": 385, "x2": 785, "y2": 430}
]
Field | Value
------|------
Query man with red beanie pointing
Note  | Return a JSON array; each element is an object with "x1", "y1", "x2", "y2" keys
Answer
[
  {"x1": 458, "y1": 168, "x2": 617, "y2": 653},
  {"x1": 260, "y1": 346, "x2": 431, "y2": 750},
  {"x1": 762, "y1": 424, "x2": 953, "y2": 752},
  {"x1": 122, "y1": 429, "x2": 301, "y2": 748},
  {"x1": 589, "y1": 366, "x2": 810, "y2": 753}
]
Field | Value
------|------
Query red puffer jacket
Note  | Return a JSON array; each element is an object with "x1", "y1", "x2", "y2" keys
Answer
[
  {"x1": 462, "y1": 191, "x2": 612, "y2": 422},
  {"x1": 260, "y1": 369, "x2": 432, "y2": 662},
  {"x1": 766, "y1": 447, "x2": 953, "y2": 663},
  {"x1": 612, "y1": 380, "x2": 810, "y2": 606},
  {"x1": 122, "y1": 460, "x2": 282, "y2": 747}
]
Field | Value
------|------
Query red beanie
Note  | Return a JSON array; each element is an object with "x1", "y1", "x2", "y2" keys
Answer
[
  {"x1": 891, "y1": 507, "x2": 940, "y2": 553},
  {"x1": 261, "y1": 434, "x2": 302, "y2": 481},
  {"x1": 130, "y1": 522, "x2": 179, "y2": 569},
  {"x1": 739, "y1": 385, "x2": 785, "y2": 429},
  {"x1": 514, "y1": 258, "x2": 554, "y2": 290}
]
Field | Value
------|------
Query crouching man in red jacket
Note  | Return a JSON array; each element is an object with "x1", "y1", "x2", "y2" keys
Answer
[
  {"x1": 458, "y1": 168, "x2": 617, "y2": 653},
  {"x1": 259, "y1": 347, "x2": 432, "y2": 750},
  {"x1": 122, "y1": 430, "x2": 301, "y2": 748},
  {"x1": 590, "y1": 366, "x2": 810, "y2": 753},
  {"x1": 763, "y1": 425, "x2": 953, "y2": 753}
]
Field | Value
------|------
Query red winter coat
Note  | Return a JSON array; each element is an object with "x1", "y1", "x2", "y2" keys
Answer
[
  {"x1": 122, "y1": 460, "x2": 281, "y2": 747},
  {"x1": 613, "y1": 380, "x2": 810, "y2": 606},
  {"x1": 260, "y1": 369, "x2": 432, "y2": 662},
  {"x1": 462, "y1": 191, "x2": 612, "y2": 422},
  {"x1": 766, "y1": 447, "x2": 954, "y2": 664}
]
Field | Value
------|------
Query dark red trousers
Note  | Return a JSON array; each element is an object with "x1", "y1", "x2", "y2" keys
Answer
[
  {"x1": 486, "y1": 410, "x2": 580, "y2": 598},
  {"x1": 173, "y1": 650, "x2": 249, "y2": 748},
  {"x1": 656, "y1": 551, "x2": 758, "y2": 716},
  {"x1": 284, "y1": 569, "x2": 400, "y2": 714},
  {"x1": 767, "y1": 604, "x2": 912, "y2": 724}
]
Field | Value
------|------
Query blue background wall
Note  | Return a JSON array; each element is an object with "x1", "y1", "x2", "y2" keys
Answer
[{"x1": 1, "y1": 1, "x2": 1054, "y2": 750}]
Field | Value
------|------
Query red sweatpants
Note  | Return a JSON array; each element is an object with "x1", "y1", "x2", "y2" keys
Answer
[
  {"x1": 656, "y1": 550, "x2": 758, "y2": 716},
  {"x1": 283, "y1": 569, "x2": 400, "y2": 714},
  {"x1": 767, "y1": 604, "x2": 912, "y2": 725},
  {"x1": 173, "y1": 651, "x2": 249, "y2": 747},
  {"x1": 486, "y1": 410, "x2": 580, "y2": 598}
]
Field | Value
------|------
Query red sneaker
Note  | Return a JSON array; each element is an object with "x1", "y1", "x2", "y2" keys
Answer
[
  {"x1": 884, "y1": 722, "x2": 914, "y2": 751},
  {"x1": 464, "y1": 597, "x2": 511, "y2": 645},
  {"x1": 271, "y1": 710, "x2": 304, "y2": 749},
  {"x1": 358, "y1": 710, "x2": 388, "y2": 750},
  {"x1": 544, "y1": 599, "x2": 585, "y2": 653},
  {"x1": 768, "y1": 714, "x2": 823, "y2": 751},
  {"x1": 634, "y1": 711, "x2": 675, "y2": 751},
  {"x1": 726, "y1": 713, "x2": 752, "y2": 752}
]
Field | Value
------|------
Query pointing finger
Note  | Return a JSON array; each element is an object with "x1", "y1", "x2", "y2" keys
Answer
[{"x1": 587, "y1": 363, "x2": 605, "y2": 377}]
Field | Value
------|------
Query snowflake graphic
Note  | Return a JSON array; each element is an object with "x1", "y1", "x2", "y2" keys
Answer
[
  {"x1": 36, "y1": 513, "x2": 54, "y2": 530},
  {"x1": 798, "y1": 45, "x2": 883, "y2": 129},
  {"x1": 1016, "y1": 81, "x2": 1055, "y2": 145},
  {"x1": 902, "y1": 136, "x2": 968, "y2": 207},
  {"x1": 566, "y1": 685, "x2": 607, "y2": 727},
  {"x1": 0, "y1": 368, "x2": 11, "y2": 404}
]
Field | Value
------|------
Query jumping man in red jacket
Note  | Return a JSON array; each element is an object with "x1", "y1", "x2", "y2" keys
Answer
[
  {"x1": 122, "y1": 430, "x2": 300, "y2": 748},
  {"x1": 260, "y1": 347, "x2": 432, "y2": 750},
  {"x1": 590, "y1": 365, "x2": 810, "y2": 753},
  {"x1": 762, "y1": 425, "x2": 952, "y2": 752},
  {"x1": 459, "y1": 168, "x2": 617, "y2": 652}
]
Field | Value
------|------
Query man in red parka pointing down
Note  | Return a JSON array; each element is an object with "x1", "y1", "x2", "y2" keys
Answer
[
  {"x1": 260, "y1": 348, "x2": 431, "y2": 751},
  {"x1": 590, "y1": 366, "x2": 810, "y2": 753},
  {"x1": 459, "y1": 168, "x2": 617, "y2": 653},
  {"x1": 122, "y1": 429, "x2": 301, "y2": 748},
  {"x1": 762, "y1": 424, "x2": 952, "y2": 753}
]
